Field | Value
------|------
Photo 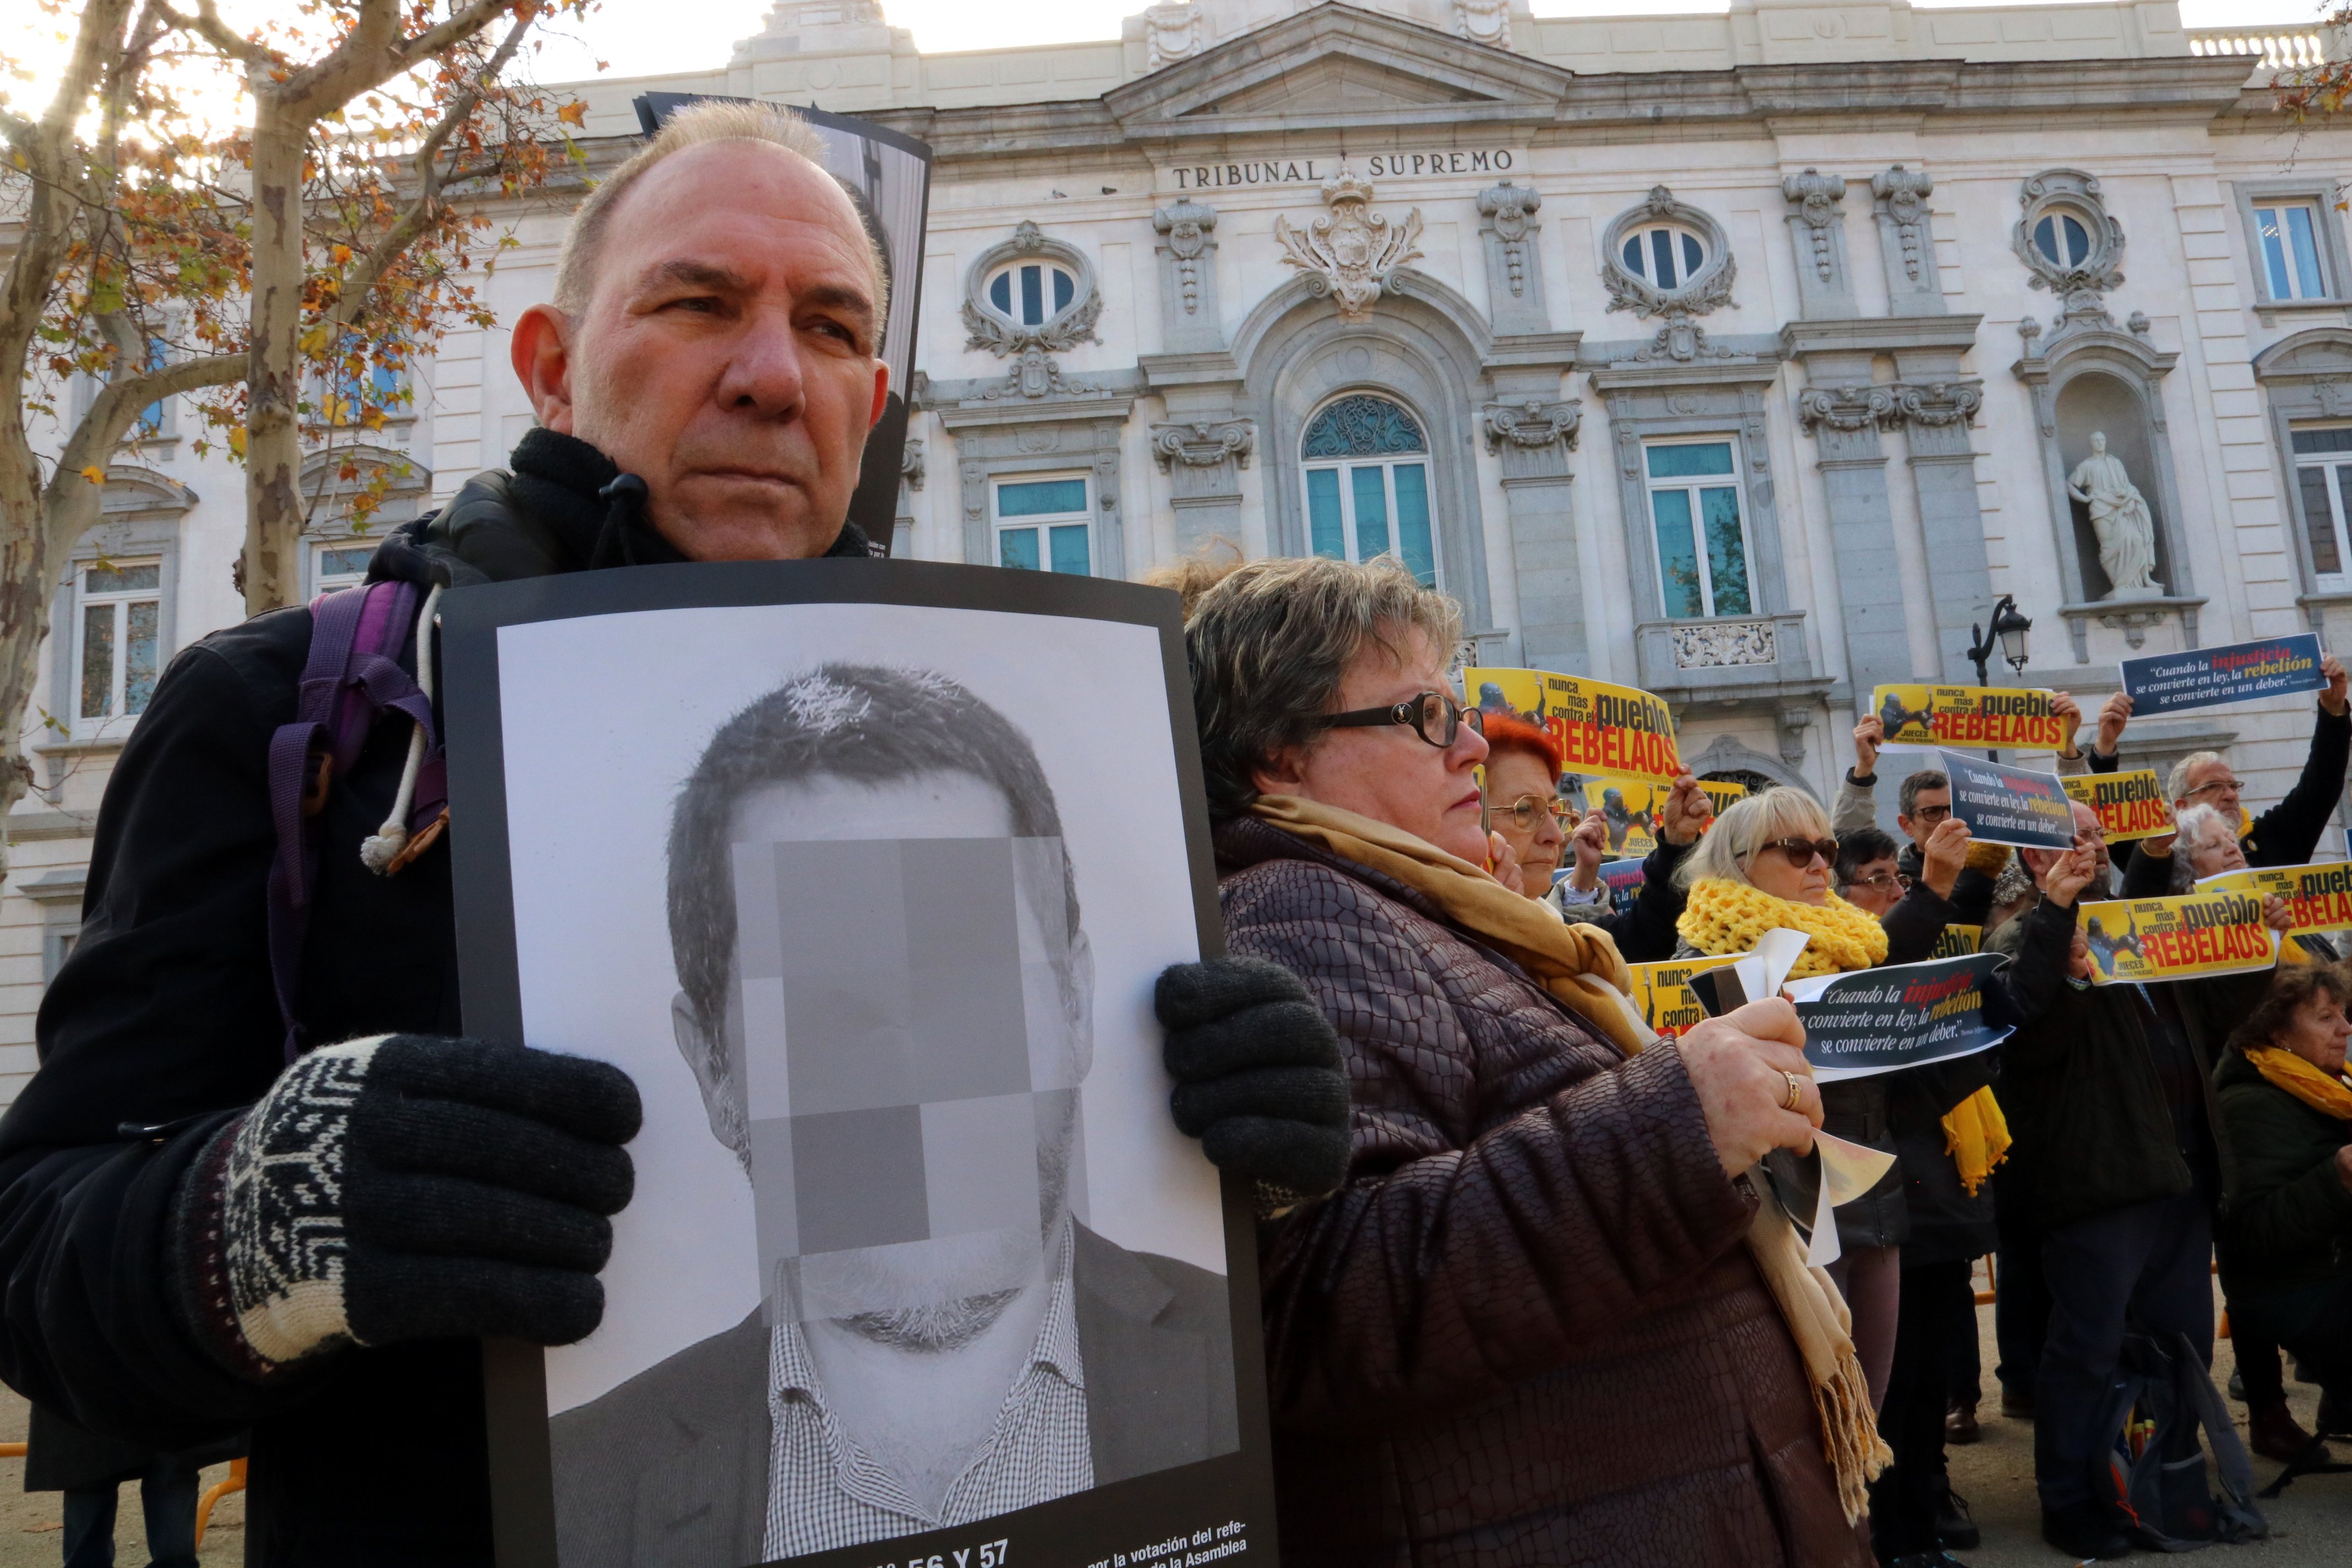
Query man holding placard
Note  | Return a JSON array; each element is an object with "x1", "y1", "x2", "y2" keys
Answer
[
  {"x1": 2078, "y1": 648, "x2": 2349, "y2": 875},
  {"x1": 1992, "y1": 802, "x2": 2288, "y2": 1558}
]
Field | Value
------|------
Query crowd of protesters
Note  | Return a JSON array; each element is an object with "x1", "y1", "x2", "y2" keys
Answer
[{"x1": 7, "y1": 95, "x2": 2352, "y2": 1568}]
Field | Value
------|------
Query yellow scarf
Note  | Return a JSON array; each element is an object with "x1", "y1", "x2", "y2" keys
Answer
[
  {"x1": 1678, "y1": 878, "x2": 1890, "y2": 977},
  {"x1": 1942, "y1": 1087, "x2": 2011, "y2": 1197},
  {"x1": 2245, "y1": 1046, "x2": 2352, "y2": 1120},
  {"x1": 1250, "y1": 794, "x2": 1889, "y2": 1520}
]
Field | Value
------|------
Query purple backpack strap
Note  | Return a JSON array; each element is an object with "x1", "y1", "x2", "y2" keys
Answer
[{"x1": 264, "y1": 581, "x2": 425, "y2": 1061}]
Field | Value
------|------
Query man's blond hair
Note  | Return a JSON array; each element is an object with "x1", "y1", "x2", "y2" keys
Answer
[{"x1": 552, "y1": 100, "x2": 890, "y2": 328}]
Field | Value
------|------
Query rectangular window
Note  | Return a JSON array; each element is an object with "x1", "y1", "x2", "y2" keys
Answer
[
  {"x1": 2256, "y1": 202, "x2": 2332, "y2": 301},
  {"x1": 1299, "y1": 460, "x2": 1439, "y2": 586},
  {"x1": 1643, "y1": 439, "x2": 1754, "y2": 619},
  {"x1": 314, "y1": 541, "x2": 375, "y2": 592},
  {"x1": 993, "y1": 476, "x2": 1092, "y2": 577},
  {"x1": 73, "y1": 560, "x2": 163, "y2": 734},
  {"x1": 2293, "y1": 424, "x2": 2352, "y2": 590}
]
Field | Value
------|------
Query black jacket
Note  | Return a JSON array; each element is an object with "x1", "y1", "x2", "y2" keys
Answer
[
  {"x1": 2212, "y1": 1049, "x2": 2352, "y2": 1301},
  {"x1": 2092, "y1": 703, "x2": 2351, "y2": 875},
  {"x1": 1896, "y1": 840, "x2": 1998, "y2": 927},
  {"x1": 0, "y1": 431, "x2": 870, "y2": 1564},
  {"x1": 1985, "y1": 900, "x2": 2265, "y2": 1232}
]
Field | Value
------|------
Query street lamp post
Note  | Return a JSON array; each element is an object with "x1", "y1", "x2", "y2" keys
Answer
[{"x1": 1966, "y1": 594, "x2": 2033, "y2": 761}]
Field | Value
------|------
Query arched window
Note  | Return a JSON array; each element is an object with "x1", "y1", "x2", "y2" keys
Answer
[
  {"x1": 1300, "y1": 395, "x2": 1436, "y2": 586},
  {"x1": 984, "y1": 260, "x2": 1077, "y2": 328},
  {"x1": 2032, "y1": 211, "x2": 2092, "y2": 269},
  {"x1": 1619, "y1": 224, "x2": 1707, "y2": 290}
]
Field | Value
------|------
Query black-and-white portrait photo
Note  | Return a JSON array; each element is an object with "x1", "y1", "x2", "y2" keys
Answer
[{"x1": 450, "y1": 579, "x2": 1241, "y2": 1568}]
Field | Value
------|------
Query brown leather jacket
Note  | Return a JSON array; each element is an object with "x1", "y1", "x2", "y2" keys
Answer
[{"x1": 1217, "y1": 818, "x2": 1870, "y2": 1568}]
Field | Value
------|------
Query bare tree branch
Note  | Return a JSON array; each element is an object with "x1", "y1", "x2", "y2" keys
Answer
[
  {"x1": 153, "y1": 0, "x2": 276, "y2": 73},
  {"x1": 326, "y1": 12, "x2": 534, "y2": 337},
  {"x1": 395, "y1": 0, "x2": 521, "y2": 76}
]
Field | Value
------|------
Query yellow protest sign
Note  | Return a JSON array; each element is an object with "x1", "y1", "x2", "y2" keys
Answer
[
  {"x1": 2075, "y1": 892, "x2": 2279, "y2": 984},
  {"x1": 1699, "y1": 778, "x2": 1749, "y2": 815},
  {"x1": 2061, "y1": 770, "x2": 2175, "y2": 843},
  {"x1": 2196, "y1": 862, "x2": 2352, "y2": 935},
  {"x1": 1871, "y1": 683, "x2": 2068, "y2": 750},
  {"x1": 1930, "y1": 924, "x2": 1983, "y2": 959},
  {"x1": 1628, "y1": 953, "x2": 1745, "y2": 1038},
  {"x1": 1466, "y1": 666, "x2": 1683, "y2": 783}
]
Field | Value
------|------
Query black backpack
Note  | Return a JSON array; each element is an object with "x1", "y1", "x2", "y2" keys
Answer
[{"x1": 2095, "y1": 1330, "x2": 2268, "y2": 1550}]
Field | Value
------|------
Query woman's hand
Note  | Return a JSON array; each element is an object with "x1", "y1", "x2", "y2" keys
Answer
[
  {"x1": 1920, "y1": 816, "x2": 1973, "y2": 899},
  {"x1": 1852, "y1": 714, "x2": 1883, "y2": 778},
  {"x1": 1566, "y1": 809, "x2": 1608, "y2": 890},
  {"x1": 2264, "y1": 894, "x2": 2294, "y2": 935},
  {"x1": 1660, "y1": 772, "x2": 1713, "y2": 846},
  {"x1": 1488, "y1": 830, "x2": 1525, "y2": 895},
  {"x1": 1678, "y1": 997, "x2": 1823, "y2": 1178}
]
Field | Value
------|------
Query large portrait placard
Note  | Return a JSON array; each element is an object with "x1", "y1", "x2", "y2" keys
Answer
[{"x1": 442, "y1": 561, "x2": 1276, "y2": 1568}]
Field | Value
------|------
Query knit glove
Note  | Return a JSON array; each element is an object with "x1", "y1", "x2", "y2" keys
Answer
[
  {"x1": 1155, "y1": 957, "x2": 1351, "y2": 1200},
  {"x1": 173, "y1": 1034, "x2": 640, "y2": 1377}
]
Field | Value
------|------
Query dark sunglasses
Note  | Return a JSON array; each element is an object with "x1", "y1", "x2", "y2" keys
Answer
[
  {"x1": 1752, "y1": 836, "x2": 1839, "y2": 869},
  {"x1": 1317, "y1": 690, "x2": 1484, "y2": 749}
]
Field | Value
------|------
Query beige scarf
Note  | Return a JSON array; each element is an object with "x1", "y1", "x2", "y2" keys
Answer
[{"x1": 1251, "y1": 794, "x2": 1891, "y2": 1521}]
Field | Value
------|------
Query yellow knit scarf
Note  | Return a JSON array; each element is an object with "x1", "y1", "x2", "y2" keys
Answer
[
  {"x1": 1250, "y1": 794, "x2": 1889, "y2": 1521},
  {"x1": 1678, "y1": 877, "x2": 1890, "y2": 977},
  {"x1": 2245, "y1": 1046, "x2": 2352, "y2": 1120},
  {"x1": 1942, "y1": 1087, "x2": 2012, "y2": 1198}
]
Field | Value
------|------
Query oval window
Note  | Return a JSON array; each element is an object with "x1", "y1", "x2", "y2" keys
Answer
[
  {"x1": 985, "y1": 261, "x2": 1077, "y2": 328},
  {"x1": 2033, "y1": 213, "x2": 2093, "y2": 269},
  {"x1": 1620, "y1": 224, "x2": 1708, "y2": 290}
]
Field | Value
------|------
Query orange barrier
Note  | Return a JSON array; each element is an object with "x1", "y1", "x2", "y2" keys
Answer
[
  {"x1": 0, "y1": 1441, "x2": 22, "y2": 1458},
  {"x1": 1974, "y1": 1254, "x2": 1996, "y2": 1307},
  {"x1": 195, "y1": 1458, "x2": 246, "y2": 1549}
]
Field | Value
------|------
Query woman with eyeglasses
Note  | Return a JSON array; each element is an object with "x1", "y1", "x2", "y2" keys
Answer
[
  {"x1": 1480, "y1": 712, "x2": 1706, "y2": 962},
  {"x1": 1675, "y1": 789, "x2": 2070, "y2": 1568},
  {"x1": 1184, "y1": 554, "x2": 1876, "y2": 1568}
]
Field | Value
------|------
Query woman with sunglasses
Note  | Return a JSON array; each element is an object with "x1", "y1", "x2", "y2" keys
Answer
[
  {"x1": 1182, "y1": 554, "x2": 1876, "y2": 1568},
  {"x1": 1674, "y1": 790, "x2": 2076, "y2": 1568}
]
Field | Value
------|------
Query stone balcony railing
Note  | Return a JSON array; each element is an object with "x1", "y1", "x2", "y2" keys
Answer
[{"x1": 2187, "y1": 25, "x2": 2332, "y2": 72}]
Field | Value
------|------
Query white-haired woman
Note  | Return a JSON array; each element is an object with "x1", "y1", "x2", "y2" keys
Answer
[
  {"x1": 2127, "y1": 801, "x2": 2244, "y2": 897},
  {"x1": 1676, "y1": 787, "x2": 2092, "y2": 1565}
]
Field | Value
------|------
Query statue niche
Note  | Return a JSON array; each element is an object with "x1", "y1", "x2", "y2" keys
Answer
[
  {"x1": 2054, "y1": 373, "x2": 2169, "y2": 602},
  {"x1": 2066, "y1": 432, "x2": 2163, "y2": 600}
]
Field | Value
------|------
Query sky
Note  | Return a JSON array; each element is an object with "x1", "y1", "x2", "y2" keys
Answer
[
  {"x1": 0, "y1": 0, "x2": 2329, "y2": 127},
  {"x1": 518, "y1": 0, "x2": 2317, "y2": 80}
]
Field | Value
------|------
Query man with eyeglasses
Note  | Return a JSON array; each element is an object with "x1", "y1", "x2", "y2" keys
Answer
[
  {"x1": 2068, "y1": 654, "x2": 2350, "y2": 877},
  {"x1": 1834, "y1": 705, "x2": 2044, "y2": 924}
]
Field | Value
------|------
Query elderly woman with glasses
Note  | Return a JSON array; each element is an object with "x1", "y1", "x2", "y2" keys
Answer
[
  {"x1": 1179, "y1": 554, "x2": 1883, "y2": 1568},
  {"x1": 1479, "y1": 712, "x2": 1708, "y2": 962}
]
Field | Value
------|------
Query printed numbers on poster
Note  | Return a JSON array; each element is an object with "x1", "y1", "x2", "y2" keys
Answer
[{"x1": 871, "y1": 1543, "x2": 1008, "y2": 1568}]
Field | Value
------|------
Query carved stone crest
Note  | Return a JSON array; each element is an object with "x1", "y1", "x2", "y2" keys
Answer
[
  {"x1": 1780, "y1": 169, "x2": 1846, "y2": 283},
  {"x1": 1143, "y1": 1, "x2": 1202, "y2": 69},
  {"x1": 1275, "y1": 164, "x2": 1424, "y2": 324},
  {"x1": 900, "y1": 437, "x2": 925, "y2": 491},
  {"x1": 981, "y1": 347, "x2": 1097, "y2": 402},
  {"x1": 1152, "y1": 199, "x2": 1216, "y2": 317},
  {"x1": 1453, "y1": 0, "x2": 1511, "y2": 50}
]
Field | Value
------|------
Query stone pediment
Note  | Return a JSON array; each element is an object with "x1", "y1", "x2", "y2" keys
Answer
[{"x1": 1106, "y1": 2, "x2": 1571, "y2": 137}]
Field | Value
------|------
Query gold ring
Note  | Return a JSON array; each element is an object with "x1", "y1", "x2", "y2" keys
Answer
[{"x1": 1780, "y1": 1070, "x2": 1805, "y2": 1112}]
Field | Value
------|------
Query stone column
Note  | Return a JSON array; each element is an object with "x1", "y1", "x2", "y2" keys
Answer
[
  {"x1": 1892, "y1": 380, "x2": 1992, "y2": 680},
  {"x1": 1797, "y1": 383, "x2": 1912, "y2": 702},
  {"x1": 1480, "y1": 398, "x2": 1587, "y2": 672},
  {"x1": 1476, "y1": 181, "x2": 1551, "y2": 335},
  {"x1": 1150, "y1": 418, "x2": 1254, "y2": 553},
  {"x1": 1872, "y1": 166, "x2": 1946, "y2": 317},
  {"x1": 1781, "y1": 169, "x2": 1858, "y2": 320},
  {"x1": 1152, "y1": 199, "x2": 1222, "y2": 355}
]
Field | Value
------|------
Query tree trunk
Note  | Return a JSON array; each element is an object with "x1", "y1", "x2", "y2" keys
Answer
[
  {"x1": 242, "y1": 94, "x2": 307, "y2": 616},
  {"x1": 0, "y1": 432, "x2": 53, "y2": 888}
]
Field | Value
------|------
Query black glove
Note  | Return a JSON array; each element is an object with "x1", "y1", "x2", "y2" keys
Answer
[
  {"x1": 173, "y1": 1033, "x2": 640, "y2": 1376},
  {"x1": 1155, "y1": 956, "x2": 1351, "y2": 1198}
]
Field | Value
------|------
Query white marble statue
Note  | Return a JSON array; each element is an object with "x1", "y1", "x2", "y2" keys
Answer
[{"x1": 2066, "y1": 431, "x2": 2164, "y2": 600}]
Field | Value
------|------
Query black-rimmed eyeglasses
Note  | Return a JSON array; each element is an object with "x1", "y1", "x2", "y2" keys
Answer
[{"x1": 1316, "y1": 690, "x2": 1484, "y2": 749}]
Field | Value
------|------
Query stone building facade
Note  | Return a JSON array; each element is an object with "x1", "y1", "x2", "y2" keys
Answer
[{"x1": 5, "y1": 0, "x2": 2350, "y2": 1099}]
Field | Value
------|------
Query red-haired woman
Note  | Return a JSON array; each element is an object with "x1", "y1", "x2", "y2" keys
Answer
[{"x1": 1480, "y1": 711, "x2": 1710, "y2": 963}]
